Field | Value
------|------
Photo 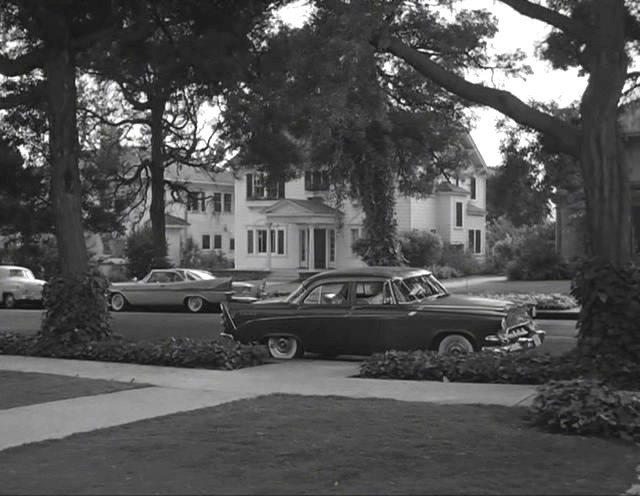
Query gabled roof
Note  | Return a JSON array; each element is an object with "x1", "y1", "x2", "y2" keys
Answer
[
  {"x1": 262, "y1": 198, "x2": 341, "y2": 216},
  {"x1": 435, "y1": 182, "x2": 470, "y2": 195}
]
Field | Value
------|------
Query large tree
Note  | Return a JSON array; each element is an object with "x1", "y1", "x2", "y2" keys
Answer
[
  {"x1": 84, "y1": 0, "x2": 284, "y2": 266},
  {"x1": 0, "y1": 0, "x2": 153, "y2": 277},
  {"x1": 366, "y1": 0, "x2": 640, "y2": 267},
  {"x1": 222, "y1": 6, "x2": 488, "y2": 264}
]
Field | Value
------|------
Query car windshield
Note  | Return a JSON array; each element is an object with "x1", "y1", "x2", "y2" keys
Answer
[
  {"x1": 393, "y1": 274, "x2": 448, "y2": 303},
  {"x1": 9, "y1": 268, "x2": 34, "y2": 279},
  {"x1": 285, "y1": 283, "x2": 306, "y2": 303}
]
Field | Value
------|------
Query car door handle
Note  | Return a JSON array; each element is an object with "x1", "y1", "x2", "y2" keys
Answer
[{"x1": 408, "y1": 311, "x2": 417, "y2": 317}]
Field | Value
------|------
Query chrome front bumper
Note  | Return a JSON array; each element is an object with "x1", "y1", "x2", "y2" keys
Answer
[{"x1": 481, "y1": 329, "x2": 546, "y2": 353}]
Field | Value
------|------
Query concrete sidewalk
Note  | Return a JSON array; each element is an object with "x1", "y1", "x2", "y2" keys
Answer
[{"x1": 0, "y1": 354, "x2": 539, "y2": 451}]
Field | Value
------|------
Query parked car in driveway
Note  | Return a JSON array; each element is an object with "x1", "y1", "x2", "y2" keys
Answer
[
  {"x1": 108, "y1": 268, "x2": 265, "y2": 313},
  {"x1": 220, "y1": 266, "x2": 545, "y2": 359},
  {"x1": 0, "y1": 265, "x2": 46, "y2": 308}
]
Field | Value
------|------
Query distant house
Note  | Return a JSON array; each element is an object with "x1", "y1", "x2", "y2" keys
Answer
[
  {"x1": 232, "y1": 134, "x2": 488, "y2": 277},
  {"x1": 556, "y1": 101, "x2": 640, "y2": 260},
  {"x1": 160, "y1": 166, "x2": 235, "y2": 264},
  {"x1": 100, "y1": 134, "x2": 488, "y2": 274}
]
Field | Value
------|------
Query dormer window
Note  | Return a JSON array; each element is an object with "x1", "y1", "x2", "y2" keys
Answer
[
  {"x1": 246, "y1": 172, "x2": 285, "y2": 200},
  {"x1": 304, "y1": 170, "x2": 330, "y2": 191}
]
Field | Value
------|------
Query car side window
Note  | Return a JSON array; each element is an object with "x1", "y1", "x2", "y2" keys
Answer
[
  {"x1": 355, "y1": 281, "x2": 393, "y2": 305},
  {"x1": 302, "y1": 282, "x2": 349, "y2": 305}
]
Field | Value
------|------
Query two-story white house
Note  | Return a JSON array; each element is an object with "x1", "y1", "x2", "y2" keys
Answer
[
  {"x1": 160, "y1": 165, "x2": 236, "y2": 264},
  {"x1": 233, "y1": 134, "x2": 487, "y2": 276}
]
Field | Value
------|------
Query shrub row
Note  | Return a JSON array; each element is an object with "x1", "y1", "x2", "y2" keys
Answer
[
  {"x1": 0, "y1": 332, "x2": 268, "y2": 370},
  {"x1": 530, "y1": 379, "x2": 640, "y2": 443},
  {"x1": 359, "y1": 349, "x2": 640, "y2": 391},
  {"x1": 469, "y1": 292, "x2": 578, "y2": 310}
]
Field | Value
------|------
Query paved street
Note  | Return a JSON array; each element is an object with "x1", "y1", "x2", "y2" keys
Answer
[{"x1": 0, "y1": 308, "x2": 577, "y2": 354}]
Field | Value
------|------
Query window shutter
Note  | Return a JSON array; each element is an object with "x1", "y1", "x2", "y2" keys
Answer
[{"x1": 246, "y1": 174, "x2": 253, "y2": 198}]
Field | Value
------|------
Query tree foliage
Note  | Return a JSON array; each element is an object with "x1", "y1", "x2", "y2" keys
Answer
[
  {"x1": 82, "y1": 0, "x2": 284, "y2": 264},
  {"x1": 222, "y1": 2, "x2": 489, "y2": 264}
]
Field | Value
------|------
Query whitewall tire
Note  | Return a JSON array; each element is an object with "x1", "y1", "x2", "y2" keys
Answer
[
  {"x1": 186, "y1": 296, "x2": 204, "y2": 313},
  {"x1": 267, "y1": 336, "x2": 301, "y2": 360},
  {"x1": 437, "y1": 334, "x2": 475, "y2": 355},
  {"x1": 110, "y1": 293, "x2": 127, "y2": 312}
]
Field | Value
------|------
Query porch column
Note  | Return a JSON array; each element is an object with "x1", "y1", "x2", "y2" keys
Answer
[
  {"x1": 308, "y1": 225, "x2": 315, "y2": 271},
  {"x1": 266, "y1": 222, "x2": 272, "y2": 270}
]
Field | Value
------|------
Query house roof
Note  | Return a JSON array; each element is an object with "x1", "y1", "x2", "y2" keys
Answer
[
  {"x1": 435, "y1": 182, "x2": 470, "y2": 195},
  {"x1": 165, "y1": 214, "x2": 190, "y2": 226},
  {"x1": 262, "y1": 198, "x2": 341, "y2": 216},
  {"x1": 466, "y1": 203, "x2": 486, "y2": 216}
]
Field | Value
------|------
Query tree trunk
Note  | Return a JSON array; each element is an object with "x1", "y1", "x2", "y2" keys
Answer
[
  {"x1": 45, "y1": 46, "x2": 88, "y2": 277},
  {"x1": 578, "y1": 1, "x2": 631, "y2": 266},
  {"x1": 149, "y1": 96, "x2": 168, "y2": 267}
]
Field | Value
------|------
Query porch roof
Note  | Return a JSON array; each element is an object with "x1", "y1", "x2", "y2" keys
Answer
[{"x1": 262, "y1": 198, "x2": 342, "y2": 218}]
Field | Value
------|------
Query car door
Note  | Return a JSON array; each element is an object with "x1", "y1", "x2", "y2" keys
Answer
[
  {"x1": 289, "y1": 280, "x2": 353, "y2": 354},
  {"x1": 345, "y1": 280, "x2": 426, "y2": 355},
  {"x1": 133, "y1": 270, "x2": 174, "y2": 306}
]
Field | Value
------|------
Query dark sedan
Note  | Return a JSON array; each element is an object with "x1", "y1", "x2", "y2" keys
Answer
[{"x1": 220, "y1": 266, "x2": 545, "y2": 359}]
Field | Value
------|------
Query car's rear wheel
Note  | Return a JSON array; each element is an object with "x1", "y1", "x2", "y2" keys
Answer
[
  {"x1": 437, "y1": 334, "x2": 475, "y2": 355},
  {"x1": 110, "y1": 293, "x2": 127, "y2": 312},
  {"x1": 267, "y1": 336, "x2": 302, "y2": 360},
  {"x1": 185, "y1": 296, "x2": 204, "y2": 313},
  {"x1": 3, "y1": 293, "x2": 16, "y2": 309}
]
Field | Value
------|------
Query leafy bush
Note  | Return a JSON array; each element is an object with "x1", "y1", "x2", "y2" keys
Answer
[
  {"x1": 427, "y1": 264, "x2": 462, "y2": 280},
  {"x1": 0, "y1": 239, "x2": 60, "y2": 279},
  {"x1": 200, "y1": 250, "x2": 234, "y2": 270},
  {"x1": 530, "y1": 379, "x2": 640, "y2": 442},
  {"x1": 470, "y1": 292, "x2": 578, "y2": 310},
  {"x1": 180, "y1": 236, "x2": 202, "y2": 268},
  {"x1": 440, "y1": 243, "x2": 481, "y2": 275},
  {"x1": 571, "y1": 259, "x2": 640, "y2": 361},
  {"x1": 399, "y1": 230, "x2": 443, "y2": 268},
  {"x1": 40, "y1": 272, "x2": 112, "y2": 345},
  {"x1": 0, "y1": 332, "x2": 268, "y2": 370},
  {"x1": 125, "y1": 227, "x2": 170, "y2": 279},
  {"x1": 359, "y1": 349, "x2": 640, "y2": 391}
]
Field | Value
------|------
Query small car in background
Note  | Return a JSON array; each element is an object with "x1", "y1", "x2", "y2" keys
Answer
[
  {"x1": 220, "y1": 266, "x2": 545, "y2": 359},
  {"x1": 108, "y1": 268, "x2": 266, "y2": 313},
  {"x1": 0, "y1": 265, "x2": 46, "y2": 308}
]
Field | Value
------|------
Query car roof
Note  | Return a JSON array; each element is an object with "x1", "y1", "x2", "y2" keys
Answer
[
  {"x1": 0, "y1": 265, "x2": 30, "y2": 271},
  {"x1": 304, "y1": 266, "x2": 431, "y2": 285}
]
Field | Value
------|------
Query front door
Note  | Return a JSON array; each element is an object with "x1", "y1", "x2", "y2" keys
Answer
[{"x1": 314, "y1": 228, "x2": 326, "y2": 269}]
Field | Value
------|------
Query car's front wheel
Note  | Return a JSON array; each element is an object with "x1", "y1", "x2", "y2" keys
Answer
[
  {"x1": 110, "y1": 293, "x2": 127, "y2": 312},
  {"x1": 437, "y1": 334, "x2": 475, "y2": 355},
  {"x1": 3, "y1": 293, "x2": 16, "y2": 309},
  {"x1": 185, "y1": 296, "x2": 204, "y2": 313},
  {"x1": 267, "y1": 336, "x2": 302, "y2": 360}
]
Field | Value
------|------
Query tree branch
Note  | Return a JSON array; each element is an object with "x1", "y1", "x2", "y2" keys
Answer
[
  {"x1": 0, "y1": 85, "x2": 45, "y2": 109},
  {"x1": 0, "y1": 49, "x2": 47, "y2": 76},
  {"x1": 498, "y1": 0, "x2": 590, "y2": 43},
  {"x1": 374, "y1": 36, "x2": 581, "y2": 157}
]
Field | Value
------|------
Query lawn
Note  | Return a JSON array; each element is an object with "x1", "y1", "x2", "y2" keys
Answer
[
  {"x1": 449, "y1": 279, "x2": 572, "y2": 295},
  {"x1": 0, "y1": 370, "x2": 148, "y2": 410},
  {"x1": 0, "y1": 394, "x2": 636, "y2": 495}
]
